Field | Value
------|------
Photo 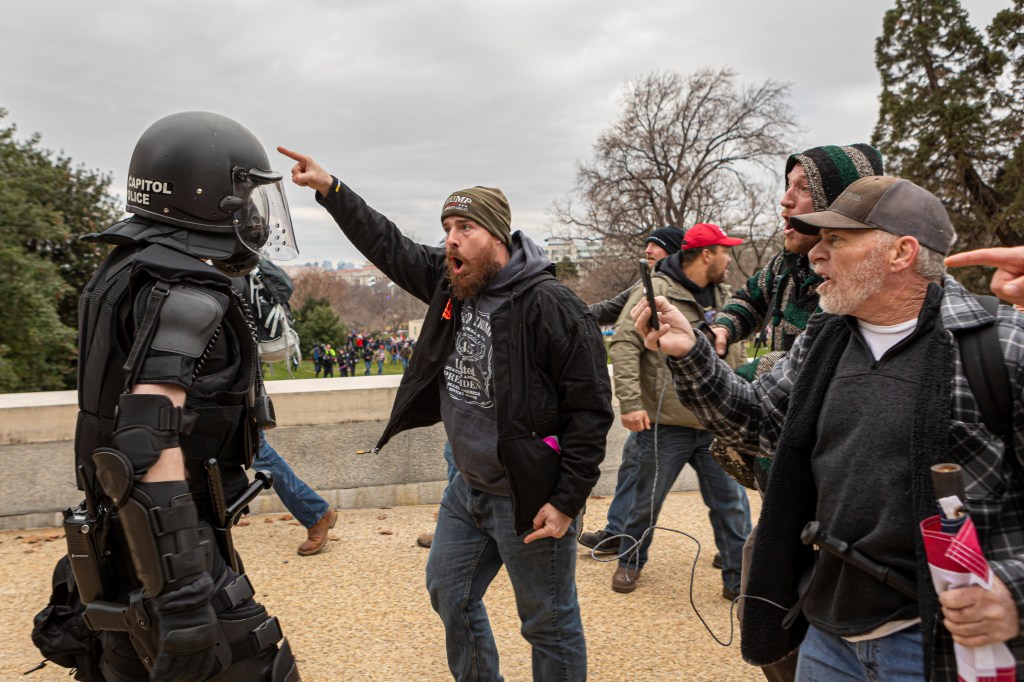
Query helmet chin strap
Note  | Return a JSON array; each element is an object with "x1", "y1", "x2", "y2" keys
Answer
[{"x1": 212, "y1": 248, "x2": 260, "y2": 276}]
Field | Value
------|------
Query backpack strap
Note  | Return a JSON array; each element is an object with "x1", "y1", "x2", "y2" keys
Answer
[{"x1": 955, "y1": 294, "x2": 1020, "y2": 479}]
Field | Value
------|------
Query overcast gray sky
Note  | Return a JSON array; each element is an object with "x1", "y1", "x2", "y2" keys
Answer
[{"x1": 0, "y1": 0, "x2": 1006, "y2": 267}]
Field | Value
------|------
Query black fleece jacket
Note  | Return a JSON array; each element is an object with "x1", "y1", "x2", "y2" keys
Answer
[{"x1": 314, "y1": 179, "x2": 613, "y2": 534}]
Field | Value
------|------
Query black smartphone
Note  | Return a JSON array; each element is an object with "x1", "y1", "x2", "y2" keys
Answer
[{"x1": 638, "y1": 259, "x2": 659, "y2": 330}]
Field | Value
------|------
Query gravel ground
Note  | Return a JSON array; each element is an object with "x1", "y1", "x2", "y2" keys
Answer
[{"x1": 2, "y1": 491, "x2": 764, "y2": 681}]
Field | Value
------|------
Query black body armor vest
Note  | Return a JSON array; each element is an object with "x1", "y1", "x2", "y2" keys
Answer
[{"x1": 75, "y1": 241, "x2": 260, "y2": 513}]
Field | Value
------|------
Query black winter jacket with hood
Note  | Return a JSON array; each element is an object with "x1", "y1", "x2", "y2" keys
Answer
[{"x1": 316, "y1": 180, "x2": 613, "y2": 534}]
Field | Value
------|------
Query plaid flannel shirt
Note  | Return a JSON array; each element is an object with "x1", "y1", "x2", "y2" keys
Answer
[{"x1": 668, "y1": 276, "x2": 1024, "y2": 679}]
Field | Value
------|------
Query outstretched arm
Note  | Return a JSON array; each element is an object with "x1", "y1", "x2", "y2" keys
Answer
[
  {"x1": 278, "y1": 146, "x2": 444, "y2": 303},
  {"x1": 713, "y1": 258, "x2": 779, "y2": 348},
  {"x1": 589, "y1": 283, "x2": 637, "y2": 326}
]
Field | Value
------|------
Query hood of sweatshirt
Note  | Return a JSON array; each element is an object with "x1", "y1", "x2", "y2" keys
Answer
[{"x1": 481, "y1": 231, "x2": 552, "y2": 295}]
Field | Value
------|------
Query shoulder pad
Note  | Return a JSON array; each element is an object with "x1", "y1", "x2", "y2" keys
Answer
[{"x1": 151, "y1": 284, "x2": 230, "y2": 358}]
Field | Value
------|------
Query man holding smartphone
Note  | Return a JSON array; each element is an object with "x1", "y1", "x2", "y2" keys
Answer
[
  {"x1": 580, "y1": 226, "x2": 684, "y2": 558},
  {"x1": 607, "y1": 223, "x2": 751, "y2": 597}
]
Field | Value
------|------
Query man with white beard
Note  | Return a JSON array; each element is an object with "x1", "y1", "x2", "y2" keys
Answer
[{"x1": 628, "y1": 175, "x2": 1024, "y2": 681}]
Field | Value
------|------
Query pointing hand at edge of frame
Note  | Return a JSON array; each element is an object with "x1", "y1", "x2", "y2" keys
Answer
[{"x1": 946, "y1": 246, "x2": 1024, "y2": 307}]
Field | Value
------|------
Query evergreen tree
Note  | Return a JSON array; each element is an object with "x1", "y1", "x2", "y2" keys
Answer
[
  {"x1": 555, "y1": 256, "x2": 579, "y2": 282},
  {"x1": 989, "y1": 0, "x2": 1024, "y2": 242},
  {"x1": 873, "y1": 0, "x2": 1024, "y2": 290},
  {"x1": 0, "y1": 110, "x2": 118, "y2": 391},
  {"x1": 292, "y1": 297, "x2": 347, "y2": 355}
]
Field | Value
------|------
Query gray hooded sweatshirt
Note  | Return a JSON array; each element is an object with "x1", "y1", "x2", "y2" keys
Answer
[{"x1": 439, "y1": 232, "x2": 552, "y2": 495}]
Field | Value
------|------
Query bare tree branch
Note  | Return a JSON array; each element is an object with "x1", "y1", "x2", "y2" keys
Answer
[{"x1": 551, "y1": 68, "x2": 797, "y2": 303}]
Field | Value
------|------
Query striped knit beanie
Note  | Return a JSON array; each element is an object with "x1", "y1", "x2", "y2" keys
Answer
[{"x1": 785, "y1": 144, "x2": 885, "y2": 212}]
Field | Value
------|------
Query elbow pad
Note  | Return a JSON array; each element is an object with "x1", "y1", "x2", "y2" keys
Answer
[
  {"x1": 108, "y1": 392, "x2": 196, "y2": 479},
  {"x1": 92, "y1": 393, "x2": 205, "y2": 596}
]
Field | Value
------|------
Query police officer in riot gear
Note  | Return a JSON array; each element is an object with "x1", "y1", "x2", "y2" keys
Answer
[{"x1": 57, "y1": 111, "x2": 301, "y2": 681}]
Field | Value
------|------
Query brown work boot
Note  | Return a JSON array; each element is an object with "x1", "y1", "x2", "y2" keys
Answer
[
  {"x1": 297, "y1": 509, "x2": 337, "y2": 556},
  {"x1": 611, "y1": 566, "x2": 641, "y2": 594},
  {"x1": 416, "y1": 532, "x2": 433, "y2": 548}
]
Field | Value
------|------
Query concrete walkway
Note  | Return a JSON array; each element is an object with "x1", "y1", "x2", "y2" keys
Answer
[{"x1": 1, "y1": 491, "x2": 763, "y2": 681}]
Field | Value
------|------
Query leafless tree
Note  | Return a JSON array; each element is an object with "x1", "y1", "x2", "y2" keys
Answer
[
  {"x1": 291, "y1": 268, "x2": 354, "y2": 311},
  {"x1": 723, "y1": 176, "x2": 786, "y2": 283},
  {"x1": 553, "y1": 68, "x2": 797, "y2": 302},
  {"x1": 345, "y1": 282, "x2": 427, "y2": 333},
  {"x1": 292, "y1": 267, "x2": 427, "y2": 334},
  {"x1": 561, "y1": 240, "x2": 645, "y2": 306}
]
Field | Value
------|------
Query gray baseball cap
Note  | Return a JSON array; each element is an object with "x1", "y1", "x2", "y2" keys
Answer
[{"x1": 790, "y1": 175, "x2": 956, "y2": 255}]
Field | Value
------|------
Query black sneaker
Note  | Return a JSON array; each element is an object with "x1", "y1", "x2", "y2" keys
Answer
[
  {"x1": 579, "y1": 529, "x2": 618, "y2": 555},
  {"x1": 712, "y1": 552, "x2": 723, "y2": 569}
]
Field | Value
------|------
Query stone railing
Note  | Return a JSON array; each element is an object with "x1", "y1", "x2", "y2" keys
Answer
[{"x1": 0, "y1": 371, "x2": 699, "y2": 531}]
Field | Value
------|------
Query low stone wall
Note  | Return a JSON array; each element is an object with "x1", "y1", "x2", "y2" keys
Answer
[
  {"x1": 0, "y1": 373, "x2": 699, "y2": 530},
  {"x1": 0, "y1": 375, "x2": 407, "y2": 445}
]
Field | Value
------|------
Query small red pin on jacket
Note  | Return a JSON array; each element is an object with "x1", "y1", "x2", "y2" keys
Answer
[{"x1": 442, "y1": 298, "x2": 452, "y2": 320}]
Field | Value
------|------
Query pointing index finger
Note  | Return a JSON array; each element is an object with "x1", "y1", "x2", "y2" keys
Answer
[
  {"x1": 276, "y1": 146, "x2": 306, "y2": 164},
  {"x1": 945, "y1": 247, "x2": 1021, "y2": 270}
]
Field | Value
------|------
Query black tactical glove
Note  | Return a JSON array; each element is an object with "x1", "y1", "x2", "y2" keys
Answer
[{"x1": 149, "y1": 573, "x2": 224, "y2": 681}]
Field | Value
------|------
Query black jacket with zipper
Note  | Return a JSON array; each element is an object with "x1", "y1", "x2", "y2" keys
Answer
[{"x1": 316, "y1": 180, "x2": 614, "y2": 534}]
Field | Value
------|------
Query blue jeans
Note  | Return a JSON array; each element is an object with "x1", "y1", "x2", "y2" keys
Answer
[
  {"x1": 620, "y1": 425, "x2": 751, "y2": 592},
  {"x1": 443, "y1": 441, "x2": 457, "y2": 482},
  {"x1": 254, "y1": 431, "x2": 330, "y2": 529},
  {"x1": 796, "y1": 624, "x2": 924, "y2": 681},
  {"x1": 426, "y1": 473, "x2": 586, "y2": 681},
  {"x1": 604, "y1": 431, "x2": 641, "y2": 535}
]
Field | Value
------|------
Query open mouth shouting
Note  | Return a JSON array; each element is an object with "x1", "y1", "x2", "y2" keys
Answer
[{"x1": 782, "y1": 214, "x2": 794, "y2": 236}]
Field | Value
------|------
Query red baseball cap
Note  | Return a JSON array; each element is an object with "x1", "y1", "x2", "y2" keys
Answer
[{"x1": 683, "y1": 223, "x2": 744, "y2": 249}]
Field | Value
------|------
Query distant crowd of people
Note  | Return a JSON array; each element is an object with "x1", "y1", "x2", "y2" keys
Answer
[{"x1": 310, "y1": 332, "x2": 415, "y2": 377}]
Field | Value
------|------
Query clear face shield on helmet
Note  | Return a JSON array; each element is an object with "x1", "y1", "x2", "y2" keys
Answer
[{"x1": 222, "y1": 167, "x2": 299, "y2": 261}]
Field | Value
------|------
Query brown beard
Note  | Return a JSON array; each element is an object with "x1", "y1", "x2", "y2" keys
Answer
[{"x1": 446, "y1": 243, "x2": 502, "y2": 300}]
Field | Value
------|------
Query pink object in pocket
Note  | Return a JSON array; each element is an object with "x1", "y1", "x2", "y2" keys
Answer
[{"x1": 542, "y1": 435, "x2": 560, "y2": 454}]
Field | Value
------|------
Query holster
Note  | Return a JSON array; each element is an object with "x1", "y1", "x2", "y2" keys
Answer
[
  {"x1": 82, "y1": 571, "x2": 291, "y2": 677},
  {"x1": 92, "y1": 447, "x2": 209, "y2": 597}
]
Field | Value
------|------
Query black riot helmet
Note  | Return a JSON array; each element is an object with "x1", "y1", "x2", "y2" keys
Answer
[{"x1": 126, "y1": 111, "x2": 298, "y2": 262}]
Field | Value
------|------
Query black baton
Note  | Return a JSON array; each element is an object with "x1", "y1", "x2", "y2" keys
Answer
[
  {"x1": 205, "y1": 459, "x2": 238, "y2": 572},
  {"x1": 225, "y1": 470, "x2": 274, "y2": 527},
  {"x1": 801, "y1": 521, "x2": 918, "y2": 600}
]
